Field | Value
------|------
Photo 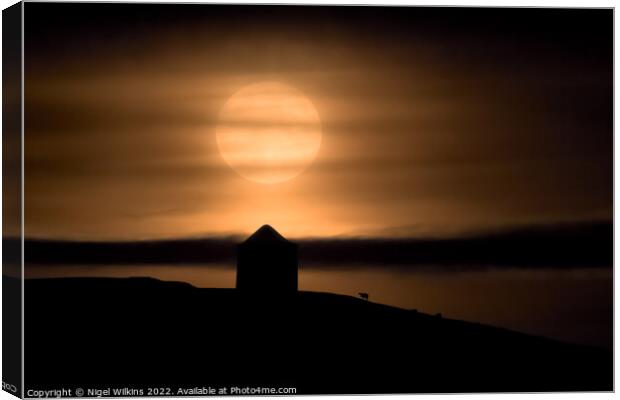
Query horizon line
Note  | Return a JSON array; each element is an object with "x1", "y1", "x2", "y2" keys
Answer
[{"x1": 10, "y1": 218, "x2": 612, "y2": 244}]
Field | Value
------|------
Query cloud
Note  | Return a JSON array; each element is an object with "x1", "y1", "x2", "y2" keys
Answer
[{"x1": 17, "y1": 220, "x2": 612, "y2": 269}]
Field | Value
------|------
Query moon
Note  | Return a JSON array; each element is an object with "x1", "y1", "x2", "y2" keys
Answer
[{"x1": 216, "y1": 82, "x2": 322, "y2": 184}]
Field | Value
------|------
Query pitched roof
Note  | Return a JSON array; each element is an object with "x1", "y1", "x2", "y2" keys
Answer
[{"x1": 242, "y1": 224, "x2": 291, "y2": 245}]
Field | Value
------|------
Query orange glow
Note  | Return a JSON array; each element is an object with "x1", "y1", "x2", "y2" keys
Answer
[{"x1": 216, "y1": 82, "x2": 322, "y2": 184}]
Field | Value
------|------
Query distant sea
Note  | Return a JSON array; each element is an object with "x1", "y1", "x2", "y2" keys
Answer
[{"x1": 25, "y1": 264, "x2": 612, "y2": 349}]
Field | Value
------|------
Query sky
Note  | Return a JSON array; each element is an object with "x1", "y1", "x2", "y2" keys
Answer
[{"x1": 23, "y1": 4, "x2": 612, "y2": 240}]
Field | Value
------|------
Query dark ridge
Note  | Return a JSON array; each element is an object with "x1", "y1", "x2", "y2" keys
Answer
[{"x1": 19, "y1": 276, "x2": 612, "y2": 393}]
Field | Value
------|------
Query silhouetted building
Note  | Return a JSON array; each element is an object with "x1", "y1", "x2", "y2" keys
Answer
[{"x1": 236, "y1": 225, "x2": 298, "y2": 294}]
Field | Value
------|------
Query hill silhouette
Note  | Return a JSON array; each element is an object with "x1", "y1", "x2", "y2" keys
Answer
[{"x1": 19, "y1": 276, "x2": 612, "y2": 394}]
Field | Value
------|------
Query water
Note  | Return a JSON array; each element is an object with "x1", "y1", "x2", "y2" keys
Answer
[{"x1": 25, "y1": 264, "x2": 612, "y2": 349}]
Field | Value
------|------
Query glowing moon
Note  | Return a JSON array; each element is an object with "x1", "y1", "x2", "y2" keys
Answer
[{"x1": 216, "y1": 82, "x2": 322, "y2": 184}]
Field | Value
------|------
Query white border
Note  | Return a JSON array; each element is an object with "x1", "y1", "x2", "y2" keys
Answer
[{"x1": 0, "y1": 2, "x2": 615, "y2": 400}]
